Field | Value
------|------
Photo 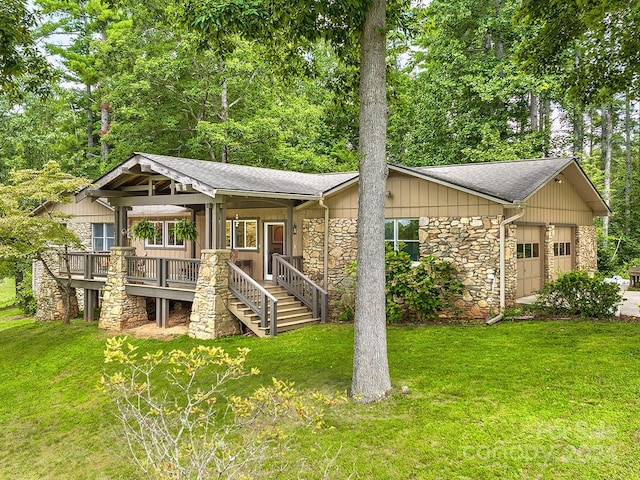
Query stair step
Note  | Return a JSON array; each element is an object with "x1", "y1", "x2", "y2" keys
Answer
[{"x1": 228, "y1": 285, "x2": 319, "y2": 337}]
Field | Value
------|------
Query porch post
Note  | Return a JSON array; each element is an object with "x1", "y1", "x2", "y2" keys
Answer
[
  {"x1": 99, "y1": 247, "x2": 147, "y2": 331},
  {"x1": 286, "y1": 203, "x2": 294, "y2": 258},
  {"x1": 114, "y1": 207, "x2": 121, "y2": 247},
  {"x1": 205, "y1": 203, "x2": 212, "y2": 249},
  {"x1": 188, "y1": 249, "x2": 240, "y2": 339},
  {"x1": 217, "y1": 203, "x2": 227, "y2": 249}
]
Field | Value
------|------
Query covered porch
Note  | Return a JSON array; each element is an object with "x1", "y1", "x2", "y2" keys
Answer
[{"x1": 64, "y1": 153, "x2": 333, "y2": 338}]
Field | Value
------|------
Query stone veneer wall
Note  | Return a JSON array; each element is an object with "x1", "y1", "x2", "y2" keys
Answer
[
  {"x1": 35, "y1": 253, "x2": 79, "y2": 321},
  {"x1": 419, "y1": 216, "x2": 504, "y2": 318},
  {"x1": 303, "y1": 218, "x2": 358, "y2": 314},
  {"x1": 98, "y1": 247, "x2": 148, "y2": 331},
  {"x1": 544, "y1": 225, "x2": 555, "y2": 280},
  {"x1": 575, "y1": 225, "x2": 598, "y2": 273},
  {"x1": 303, "y1": 215, "x2": 514, "y2": 319},
  {"x1": 33, "y1": 222, "x2": 92, "y2": 308},
  {"x1": 189, "y1": 249, "x2": 240, "y2": 339}
]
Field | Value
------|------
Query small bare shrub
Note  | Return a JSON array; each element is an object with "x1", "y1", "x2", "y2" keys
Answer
[{"x1": 101, "y1": 337, "x2": 346, "y2": 479}]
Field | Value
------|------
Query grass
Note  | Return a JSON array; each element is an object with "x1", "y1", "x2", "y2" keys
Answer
[
  {"x1": 1, "y1": 315, "x2": 640, "y2": 479},
  {"x1": 0, "y1": 277, "x2": 15, "y2": 308}
]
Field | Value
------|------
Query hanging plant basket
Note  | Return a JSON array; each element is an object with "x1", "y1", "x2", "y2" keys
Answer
[
  {"x1": 131, "y1": 219, "x2": 159, "y2": 241},
  {"x1": 174, "y1": 218, "x2": 198, "y2": 242}
]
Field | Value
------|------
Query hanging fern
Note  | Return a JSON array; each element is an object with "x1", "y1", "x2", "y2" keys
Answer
[
  {"x1": 132, "y1": 219, "x2": 159, "y2": 241},
  {"x1": 174, "y1": 218, "x2": 198, "y2": 241}
]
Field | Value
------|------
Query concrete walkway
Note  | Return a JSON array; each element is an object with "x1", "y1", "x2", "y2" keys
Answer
[
  {"x1": 517, "y1": 286, "x2": 640, "y2": 318},
  {"x1": 618, "y1": 286, "x2": 640, "y2": 317}
]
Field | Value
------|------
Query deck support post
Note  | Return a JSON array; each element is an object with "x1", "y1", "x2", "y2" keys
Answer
[
  {"x1": 99, "y1": 247, "x2": 147, "y2": 331},
  {"x1": 188, "y1": 249, "x2": 240, "y2": 339}
]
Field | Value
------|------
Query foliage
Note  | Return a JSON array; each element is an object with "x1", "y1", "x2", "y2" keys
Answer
[
  {"x1": 533, "y1": 271, "x2": 622, "y2": 319},
  {"x1": 516, "y1": 0, "x2": 640, "y2": 103},
  {"x1": 0, "y1": 162, "x2": 90, "y2": 322},
  {"x1": 173, "y1": 218, "x2": 198, "y2": 242},
  {"x1": 0, "y1": 0, "x2": 54, "y2": 99},
  {"x1": 131, "y1": 219, "x2": 159, "y2": 241},
  {"x1": 101, "y1": 337, "x2": 344, "y2": 480},
  {"x1": 385, "y1": 246, "x2": 464, "y2": 323},
  {"x1": 335, "y1": 247, "x2": 464, "y2": 323}
]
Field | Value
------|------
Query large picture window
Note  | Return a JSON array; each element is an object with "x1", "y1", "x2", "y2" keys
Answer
[
  {"x1": 144, "y1": 221, "x2": 185, "y2": 249},
  {"x1": 226, "y1": 219, "x2": 258, "y2": 250},
  {"x1": 385, "y1": 218, "x2": 420, "y2": 261},
  {"x1": 92, "y1": 223, "x2": 115, "y2": 252}
]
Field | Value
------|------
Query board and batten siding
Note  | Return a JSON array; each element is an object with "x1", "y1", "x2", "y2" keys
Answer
[
  {"x1": 322, "y1": 172, "x2": 503, "y2": 218},
  {"x1": 510, "y1": 178, "x2": 594, "y2": 225},
  {"x1": 48, "y1": 198, "x2": 114, "y2": 224}
]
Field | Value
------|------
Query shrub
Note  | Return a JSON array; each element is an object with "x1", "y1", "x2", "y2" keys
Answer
[
  {"x1": 334, "y1": 245, "x2": 464, "y2": 323},
  {"x1": 385, "y1": 246, "x2": 464, "y2": 323},
  {"x1": 533, "y1": 270, "x2": 622, "y2": 319},
  {"x1": 101, "y1": 337, "x2": 345, "y2": 480}
]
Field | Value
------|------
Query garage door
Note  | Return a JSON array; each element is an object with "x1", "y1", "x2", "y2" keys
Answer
[
  {"x1": 553, "y1": 226, "x2": 574, "y2": 278},
  {"x1": 516, "y1": 226, "x2": 543, "y2": 297}
]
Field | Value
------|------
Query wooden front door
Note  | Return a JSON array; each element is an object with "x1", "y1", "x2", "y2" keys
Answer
[
  {"x1": 264, "y1": 222, "x2": 285, "y2": 281},
  {"x1": 516, "y1": 226, "x2": 543, "y2": 297}
]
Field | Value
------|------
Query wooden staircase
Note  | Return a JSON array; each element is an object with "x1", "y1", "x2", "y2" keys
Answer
[{"x1": 228, "y1": 284, "x2": 320, "y2": 337}]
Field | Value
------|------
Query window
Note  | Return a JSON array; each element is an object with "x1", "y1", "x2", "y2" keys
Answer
[
  {"x1": 92, "y1": 223, "x2": 115, "y2": 252},
  {"x1": 554, "y1": 242, "x2": 571, "y2": 257},
  {"x1": 226, "y1": 219, "x2": 258, "y2": 250},
  {"x1": 385, "y1": 218, "x2": 420, "y2": 261},
  {"x1": 517, "y1": 242, "x2": 540, "y2": 259},
  {"x1": 145, "y1": 221, "x2": 185, "y2": 249}
]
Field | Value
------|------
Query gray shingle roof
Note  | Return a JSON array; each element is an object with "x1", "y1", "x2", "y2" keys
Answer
[
  {"x1": 138, "y1": 153, "x2": 358, "y2": 197},
  {"x1": 404, "y1": 157, "x2": 573, "y2": 202}
]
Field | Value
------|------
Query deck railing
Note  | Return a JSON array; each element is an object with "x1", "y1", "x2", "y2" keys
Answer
[
  {"x1": 126, "y1": 256, "x2": 200, "y2": 287},
  {"x1": 228, "y1": 260, "x2": 278, "y2": 336},
  {"x1": 59, "y1": 252, "x2": 110, "y2": 278},
  {"x1": 273, "y1": 254, "x2": 327, "y2": 323}
]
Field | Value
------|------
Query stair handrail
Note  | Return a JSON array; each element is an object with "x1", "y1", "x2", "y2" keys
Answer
[
  {"x1": 273, "y1": 254, "x2": 328, "y2": 323},
  {"x1": 227, "y1": 260, "x2": 278, "y2": 336}
]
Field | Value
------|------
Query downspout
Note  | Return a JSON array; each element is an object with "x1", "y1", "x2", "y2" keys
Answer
[
  {"x1": 319, "y1": 198, "x2": 330, "y2": 290},
  {"x1": 486, "y1": 204, "x2": 525, "y2": 325}
]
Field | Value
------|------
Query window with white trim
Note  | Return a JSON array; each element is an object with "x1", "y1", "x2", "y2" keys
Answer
[
  {"x1": 226, "y1": 219, "x2": 258, "y2": 250},
  {"x1": 144, "y1": 221, "x2": 185, "y2": 249},
  {"x1": 385, "y1": 218, "x2": 420, "y2": 261},
  {"x1": 92, "y1": 223, "x2": 115, "y2": 252}
]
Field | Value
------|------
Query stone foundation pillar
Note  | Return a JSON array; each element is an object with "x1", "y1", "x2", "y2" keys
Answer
[
  {"x1": 99, "y1": 247, "x2": 147, "y2": 331},
  {"x1": 189, "y1": 249, "x2": 240, "y2": 339},
  {"x1": 35, "y1": 255, "x2": 79, "y2": 321},
  {"x1": 544, "y1": 224, "x2": 555, "y2": 281},
  {"x1": 575, "y1": 225, "x2": 598, "y2": 274}
]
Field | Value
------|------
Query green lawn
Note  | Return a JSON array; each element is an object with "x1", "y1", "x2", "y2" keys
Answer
[{"x1": 1, "y1": 317, "x2": 639, "y2": 479}]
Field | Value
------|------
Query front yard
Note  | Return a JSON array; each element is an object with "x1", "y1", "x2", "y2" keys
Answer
[{"x1": 1, "y1": 315, "x2": 639, "y2": 478}]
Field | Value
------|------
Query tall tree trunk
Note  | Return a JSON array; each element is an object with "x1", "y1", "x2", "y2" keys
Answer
[
  {"x1": 100, "y1": 101, "x2": 110, "y2": 162},
  {"x1": 86, "y1": 83, "x2": 94, "y2": 157},
  {"x1": 351, "y1": 0, "x2": 392, "y2": 403},
  {"x1": 572, "y1": 106, "x2": 584, "y2": 156},
  {"x1": 602, "y1": 104, "x2": 613, "y2": 247},
  {"x1": 529, "y1": 92, "x2": 539, "y2": 132},
  {"x1": 221, "y1": 79, "x2": 229, "y2": 163},
  {"x1": 624, "y1": 94, "x2": 632, "y2": 234}
]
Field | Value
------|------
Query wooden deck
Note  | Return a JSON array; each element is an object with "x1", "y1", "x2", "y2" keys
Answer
[{"x1": 58, "y1": 252, "x2": 326, "y2": 336}]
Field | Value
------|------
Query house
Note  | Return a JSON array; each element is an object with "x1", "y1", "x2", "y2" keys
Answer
[{"x1": 34, "y1": 152, "x2": 609, "y2": 337}]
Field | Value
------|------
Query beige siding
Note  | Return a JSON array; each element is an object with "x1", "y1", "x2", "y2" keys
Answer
[
  {"x1": 49, "y1": 198, "x2": 114, "y2": 224},
  {"x1": 224, "y1": 207, "x2": 303, "y2": 282},
  {"x1": 127, "y1": 214, "x2": 195, "y2": 260},
  {"x1": 324, "y1": 172, "x2": 503, "y2": 218},
  {"x1": 517, "y1": 180, "x2": 594, "y2": 225}
]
